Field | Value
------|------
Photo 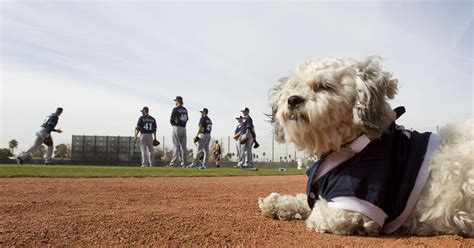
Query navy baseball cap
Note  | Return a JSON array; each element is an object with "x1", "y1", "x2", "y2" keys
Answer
[
  {"x1": 174, "y1": 96, "x2": 183, "y2": 102},
  {"x1": 200, "y1": 108, "x2": 208, "y2": 114},
  {"x1": 240, "y1": 107, "x2": 249, "y2": 112},
  {"x1": 140, "y1": 106, "x2": 149, "y2": 112},
  {"x1": 235, "y1": 115, "x2": 243, "y2": 119},
  {"x1": 56, "y1": 107, "x2": 63, "y2": 112}
]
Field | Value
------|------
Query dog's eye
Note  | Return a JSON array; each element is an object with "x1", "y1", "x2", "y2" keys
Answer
[{"x1": 311, "y1": 80, "x2": 334, "y2": 92}]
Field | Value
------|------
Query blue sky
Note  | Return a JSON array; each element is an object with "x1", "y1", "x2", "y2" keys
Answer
[{"x1": 1, "y1": 0, "x2": 472, "y2": 156}]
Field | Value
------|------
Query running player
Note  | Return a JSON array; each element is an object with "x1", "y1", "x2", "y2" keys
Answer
[{"x1": 16, "y1": 107, "x2": 63, "y2": 165}]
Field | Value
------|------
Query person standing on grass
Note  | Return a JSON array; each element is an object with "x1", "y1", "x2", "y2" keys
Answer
[
  {"x1": 134, "y1": 106, "x2": 157, "y2": 167},
  {"x1": 233, "y1": 115, "x2": 244, "y2": 168},
  {"x1": 239, "y1": 107, "x2": 258, "y2": 168},
  {"x1": 213, "y1": 139, "x2": 222, "y2": 168},
  {"x1": 190, "y1": 108, "x2": 212, "y2": 169},
  {"x1": 169, "y1": 96, "x2": 189, "y2": 167}
]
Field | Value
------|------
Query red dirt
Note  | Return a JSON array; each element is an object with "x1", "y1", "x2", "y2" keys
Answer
[{"x1": 0, "y1": 176, "x2": 472, "y2": 247}]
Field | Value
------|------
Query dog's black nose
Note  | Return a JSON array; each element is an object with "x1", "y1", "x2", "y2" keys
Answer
[{"x1": 288, "y1": 95, "x2": 305, "y2": 109}]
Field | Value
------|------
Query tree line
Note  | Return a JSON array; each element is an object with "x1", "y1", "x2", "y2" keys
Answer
[{"x1": 0, "y1": 139, "x2": 71, "y2": 160}]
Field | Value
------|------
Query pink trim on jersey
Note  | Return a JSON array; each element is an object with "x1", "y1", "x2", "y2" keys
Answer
[
  {"x1": 381, "y1": 133, "x2": 441, "y2": 234},
  {"x1": 328, "y1": 196, "x2": 388, "y2": 228}
]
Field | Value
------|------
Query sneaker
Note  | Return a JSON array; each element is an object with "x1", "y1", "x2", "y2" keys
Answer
[
  {"x1": 253, "y1": 142, "x2": 260, "y2": 149},
  {"x1": 44, "y1": 162, "x2": 54, "y2": 165},
  {"x1": 16, "y1": 157, "x2": 23, "y2": 165}
]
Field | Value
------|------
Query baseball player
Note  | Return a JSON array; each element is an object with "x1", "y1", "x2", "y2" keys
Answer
[
  {"x1": 190, "y1": 108, "x2": 212, "y2": 169},
  {"x1": 169, "y1": 96, "x2": 189, "y2": 167},
  {"x1": 213, "y1": 139, "x2": 222, "y2": 168},
  {"x1": 16, "y1": 107, "x2": 63, "y2": 165},
  {"x1": 134, "y1": 106, "x2": 157, "y2": 167},
  {"x1": 239, "y1": 107, "x2": 256, "y2": 168},
  {"x1": 233, "y1": 115, "x2": 243, "y2": 167}
]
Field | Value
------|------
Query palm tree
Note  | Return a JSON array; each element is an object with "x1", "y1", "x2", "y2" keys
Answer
[
  {"x1": 9, "y1": 139, "x2": 18, "y2": 154},
  {"x1": 54, "y1": 144, "x2": 71, "y2": 159}
]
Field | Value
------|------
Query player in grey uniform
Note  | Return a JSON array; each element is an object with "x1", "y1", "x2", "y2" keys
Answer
[
  {"x1": 190, "y1": 108, "x2": 212, "y2": 169},
  {"x1": 16, "y1": 107, "x2": 63, "y2": 165},
  {"x1": 233, "y1": 115, "x2": 243, "y2": 167},
  {"x1": 239, "y1": 107, "x2": 255, "y2": 168},
  {"x1": 169, "y1": 96, "x2": 189, "y2": 167},
  {"x1": 134, "y1": 106, "x2": 157, "y2": 167}
]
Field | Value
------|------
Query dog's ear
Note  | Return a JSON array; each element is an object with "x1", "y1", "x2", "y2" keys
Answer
[
  {"x1": 352, "y1": 57, "x2": 398, "y2": 136},
  {"x1": 268, "y1": 77, "x2": 288, "y2": 142}
]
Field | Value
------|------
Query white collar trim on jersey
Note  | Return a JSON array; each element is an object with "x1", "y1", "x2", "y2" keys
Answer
[{"x1": 315, "y1": 135, "x2": 371, "y2": 181}]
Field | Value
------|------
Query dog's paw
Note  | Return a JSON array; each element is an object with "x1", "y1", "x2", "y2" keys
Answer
[
  {"x1": 258, "y1": 193, "x2": 281, "y2": 219},
  {"x1": 258, "y1": 193, "x2": 311, "y2": 221}
]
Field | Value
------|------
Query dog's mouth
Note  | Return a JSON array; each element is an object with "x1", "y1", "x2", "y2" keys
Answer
[{"x1": 285, "y1": 110, "x2": 309, "y2": 123}]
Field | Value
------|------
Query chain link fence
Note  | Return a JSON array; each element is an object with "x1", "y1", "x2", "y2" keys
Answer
[
  {"x1": 70, "y1": 134, "x2": 313, "y2": 165},
  {"x1": 70, "y1": 125, "x2": 440, "y2": 165}
]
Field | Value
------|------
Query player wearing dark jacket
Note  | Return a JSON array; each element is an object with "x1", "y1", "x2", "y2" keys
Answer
[{"x1": 17, "y1": 107, "x2": 63, "y2": 165}]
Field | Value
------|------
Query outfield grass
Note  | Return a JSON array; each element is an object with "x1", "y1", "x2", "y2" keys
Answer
[{"x1": 0, "y1": 164, "x2": 306, "y2": 178}]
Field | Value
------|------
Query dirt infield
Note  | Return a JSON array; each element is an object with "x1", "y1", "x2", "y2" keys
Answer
[{"x1": 1, "y1": 176, "x2": 472, "y2": 247}]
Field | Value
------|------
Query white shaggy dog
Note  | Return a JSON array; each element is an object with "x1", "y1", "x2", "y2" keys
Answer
[{"x1": 259, "y1": 57, "x2": 473, "y2": 237}]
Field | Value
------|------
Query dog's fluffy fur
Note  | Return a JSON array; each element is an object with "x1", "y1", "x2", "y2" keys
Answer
[{"x1": 259, "y1": 57, "x2": 474, "y2": 237}]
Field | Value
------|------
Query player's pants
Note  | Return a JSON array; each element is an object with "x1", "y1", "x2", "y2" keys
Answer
[
  {"x1": 139, "y1": 133, "x2": 155, "y2": 167},
  {"x1": 239, "y1": 133, "x2": 254, "y2": 167},
  {"x1": 18, "y1": 127, "x2": 53, "y2": 163},
  {"x1": 235, "y1": 141, "x2": 242, "y2": 163},
  {"x1": 170, "y1": 126, "x2": 188, "y2": 166},
  {"x1": 192, "y1": 133, "x2": 210, "y2": 168}
]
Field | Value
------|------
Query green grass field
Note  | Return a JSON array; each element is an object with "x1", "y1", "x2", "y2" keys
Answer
[{"x1": 0, "y1": 164, "x2": 306, "y2": 178}]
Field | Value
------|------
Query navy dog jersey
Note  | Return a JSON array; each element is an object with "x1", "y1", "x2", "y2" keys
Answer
[{"x1": 306, "y1": 119, "x2": 440, "y2": 233}]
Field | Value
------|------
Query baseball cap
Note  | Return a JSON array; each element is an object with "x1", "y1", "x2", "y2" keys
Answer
[
  {"x1": 140, "y1": 106, "x2": 149, "y2": 112},
  {"x1": 56, "y1": 107, "x2": 63, "y2": 112},
  {"x1": 174, "y1": 96, "x2": 183, "y2": 102},
  {"x1": 240, "y1": 107, "x2": 249, "y2": 112},
  {"x1": 235, "y1": 115, "x2": 243, "y2": 119},
  {"x1": 200, "y1": 108, "x2": 208, "y2": 114}
]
